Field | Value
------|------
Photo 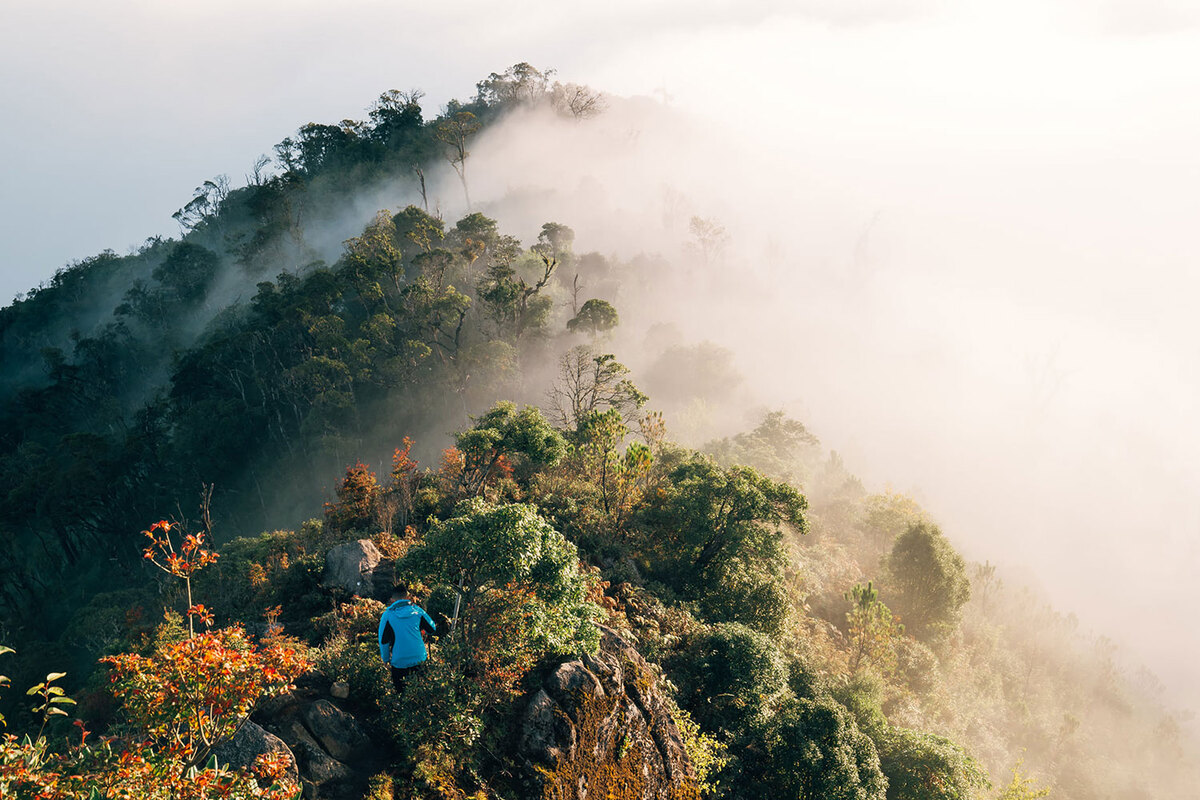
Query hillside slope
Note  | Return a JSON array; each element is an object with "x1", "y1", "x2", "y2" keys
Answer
[{"x1": 0, "y1": 66, "x2": 1196, "y2": 800}]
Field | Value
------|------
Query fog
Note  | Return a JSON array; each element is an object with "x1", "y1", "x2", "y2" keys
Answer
[{"x1": 4, "y1": 0, "x2": 1199, "y2": 725}]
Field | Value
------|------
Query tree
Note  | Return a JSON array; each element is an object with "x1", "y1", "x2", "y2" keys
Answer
[
  {"x1": 995, "y1": 761, "x2": 1051, "y2": 800},
  {"x1": 101, "y1": 624, "x2": 310, "y2": 774},
  {"x1": 475, "y1": 63, "x2": 555, "y2": 108},
  {"x1": 647, "y1": 456, "x2": 805, "y2": 580},
  {"x1": 845, "y1": 582, "x2": 903, "y2": 676},
  {"x1": 742, "y1": 695, "x2": 888, "y2": 800},
  {"x1": 172, "y1": 176, "x2": 231, "y2": 231},
  {"x1": 574, "y1": 408, "x2": 654, "y2": 530},
  {"x1": 548, "y1": 346, "x2": 646, "y2": 430},
  {"x1": 687, "y1": 215, "x2": 728, "y2": 265},
  {"x1": 323, "y1": 461, "x2": 381, "y2": 533},
  {"x1": 886, "y1": 523, "x2": 970, "y2": 642},
  {"x1": 152, "y1": 243, "x2": 220, "y2": 306},
  {"x1": 368, "y1": 89, "x2": 424, "y2": 148},
  {"x1": 550, "y1": 82, "x2": 606, "y2": 119},
  {"x1": 399, "y1": 499, "x2": 597, "y2": 656},
  {"x1": 876, "y1": 727, "x2": 990, "y2": 800},
  {"x1": 861, "y1": 491, "x2": 927, "y2": 554},
  {"x1": 705, "y1": 410, "x2": 819, "y2": 484},
  {"x1": 452, "y1": 402, "x2": 567, "y2": 496},
  {"x1": 567, "y1": 298, "x2": 619, "y2": 335},
  {"x1": 435, "y1": 109, "x2": 482, "y2": 209},
  {"x1": 642, "y1": 457, "x2": 805, "y2": 633},
  {"x1": 668, "y1": 622, "x2": 787, "y2": 736}
]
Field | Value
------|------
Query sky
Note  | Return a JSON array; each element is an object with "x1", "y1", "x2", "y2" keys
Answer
[{"x1": 2, "y1": 0, "x2": 1200, "y2": 710}]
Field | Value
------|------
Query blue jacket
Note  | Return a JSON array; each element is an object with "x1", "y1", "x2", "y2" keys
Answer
[{"x1": 378, "y1": 599, "x2": 436, "y2": 669}]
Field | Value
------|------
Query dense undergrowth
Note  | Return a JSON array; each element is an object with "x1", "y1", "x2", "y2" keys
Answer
[{"x1": 0, "y1": 64, "x2": 1195, "y2": 799}]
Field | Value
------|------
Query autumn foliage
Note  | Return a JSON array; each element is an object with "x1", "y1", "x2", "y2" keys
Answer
[
  {"x1": 0, "y1": 513, "x2": 309, "y2": 800},
  {"x1": 101, "y1": 625, "x2": 309, "y2": 769}
]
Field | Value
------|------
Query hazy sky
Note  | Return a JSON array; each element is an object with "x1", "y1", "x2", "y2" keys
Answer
[{"x1": 3, "y1": 0, "x2": 1199, "y2": 710}]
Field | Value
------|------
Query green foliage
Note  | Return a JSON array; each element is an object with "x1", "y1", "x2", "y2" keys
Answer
[
  {"x1": 886, "y1": 523, "x2": 971, "y2": 642},
  {"x1": 573, "y1": 408, "x2": 655, "y2": 531},
  {"x1": 830, "y1": 672, "x2": 889, "y2": 740},
  {"x1": 642, "y1": 457, "x2": 804, "y2": 633},
  {"x1": 877, "y1": 727, "x2": 990, "y2": 800},
  {"x1": 453, "y1": 402, "x2": 567, "y2": 496},
  {"x1": 668, "y1": 623, "x2": 787, "y2": 737},
  {"x1": 861, "y1": 492, "x2": 927, "y2": 549},
  {"x1": 400, "y1": 499, "x2": 598, "y2": 657},
  {"x1": 845, "y1": 582, "x2": 903, "y2": 677},
  {"x1": 313, "y1": 598, "x2": 390, "y2": 706},
  {"x1": 893, "y1": 636, "x2": 939, "y2": 695},
  {"x1": 727, "y1": 694, "x2": 886, "y2": 800}
]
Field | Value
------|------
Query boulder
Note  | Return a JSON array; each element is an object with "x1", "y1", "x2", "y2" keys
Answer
[
  {"x1": 519, "y1": 625, "x2": 699, "y2": 800},
  {"x1": 321, "y1": 540, "x2": 382, "y2": 597},
  {"x1": 301, "y1": 699, "x2": 374, "y2": 764},
  {"x1": 212, "y1": 719, "x2": 299, "y2": 785},
  {"x1": 293, "y1": 738, "x2": 351, "y2": 786}
]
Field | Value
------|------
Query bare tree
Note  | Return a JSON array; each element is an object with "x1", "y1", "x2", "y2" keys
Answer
[
  {"x1": 551, "y1": 82, "x2": 606, "y2": 119},
  {"x1": 549, "y1": 346, "x2": 647, "y2": 430},
  {"x1": 435, "y1": 110, "x2": 482, "y2": 210},
  {"x1": 413, "y1": 164, "x2": 428, "y2": 211}
]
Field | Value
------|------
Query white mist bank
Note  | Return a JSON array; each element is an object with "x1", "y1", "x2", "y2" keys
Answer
[{"x1": 427, "y1": 61, "x2": 1200, "y2": 723}]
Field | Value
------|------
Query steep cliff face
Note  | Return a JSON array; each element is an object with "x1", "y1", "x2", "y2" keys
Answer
[{"x1": 520, "y1": 626, "x2": 700, "y2": 800}]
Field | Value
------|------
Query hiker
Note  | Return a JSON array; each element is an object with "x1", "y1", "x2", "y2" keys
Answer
[{"x1": 378, "y1": 581, "x2": 437, "y2": 693}]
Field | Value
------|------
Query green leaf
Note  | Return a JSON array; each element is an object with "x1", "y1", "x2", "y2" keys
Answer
[
  {"x1": 50, "y1": 696, "x2": 76, "y2": 705},
  {"x1": 47, "y1": 707, "x2": 68, "y2": 716},
  {"x1": 45, "y1": 672, "x2": 67, "y2": 682},
  {"x1": 0, "y1": 645, "x2": 14, "y2": 656},
  {"x1": 47, "y1": 686, "x2": 64, "y2": 695},
  {"x1": 26, "y1": 685, "x2": 42, "y2": 695}
]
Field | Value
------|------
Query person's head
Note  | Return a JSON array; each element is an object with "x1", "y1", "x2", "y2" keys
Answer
[{"x1": 390, "y1": 581, "x2": 409, "y2": 601}]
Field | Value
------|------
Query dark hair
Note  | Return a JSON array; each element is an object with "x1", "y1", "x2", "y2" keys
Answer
[{"x1": 391, "y1": 581, "x2": 409, "y2": 598}]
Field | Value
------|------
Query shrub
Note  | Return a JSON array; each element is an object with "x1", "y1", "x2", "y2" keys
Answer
[
  {"x1": 742, "y1": 695, "x2": 887, "y2": 800},
  {"x1": 876, "y1": 727, "x2": 990, "y2": 800},
  {"x1": 885, "y1": 524, "x2": 970, "y2": 643},
  {"x1": 668, "y1": 622, "x2": 787, "y2": 737}
]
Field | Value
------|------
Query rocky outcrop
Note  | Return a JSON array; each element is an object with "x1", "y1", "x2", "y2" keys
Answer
[
  {"x1": 520, "y1": 626, "x2": 700, "y2": 800},
  {"x1": 321, "y1": 540, "x2": 383, "y2": 597},
  {"x1": 301, "y1": 700, "x2": 374, "y2": 764},
  {"x1": 252, "y1": 675, "x2": 381, "y2": 800},
  {"x1": 212, "y1": 719, "x2": 299, "y2": 785}
]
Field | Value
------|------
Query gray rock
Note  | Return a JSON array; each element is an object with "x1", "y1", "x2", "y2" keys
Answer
[
  {"x1": 546, "y1": 659, "x2": 605, "y2": 720},
  {"x1": 330, "y1": 681, "x2": 350, "y2": 699},
  {"x1": 519, "y1": 626, "x2": 699, "y2": 800},
  {"x1": 321, "y1": 540, "x2": 383, "y2": 597},
  {"x1": 301, "y1": 699, "x2": 373, "y2": 764},
  {"x1": 212, "y1": 719, "x2": 299, "y2": 785},
  {"x1": 521, "y1": 689, "x2": 576, "y2": 766},
  {"x1": 294, "y1": 738, "x2": 351, "y2": 785}
]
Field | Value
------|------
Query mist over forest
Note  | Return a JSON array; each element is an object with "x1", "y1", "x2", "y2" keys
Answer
[{"x1": 2, "y1": 3, "x2": 1199, "y2": 798}]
